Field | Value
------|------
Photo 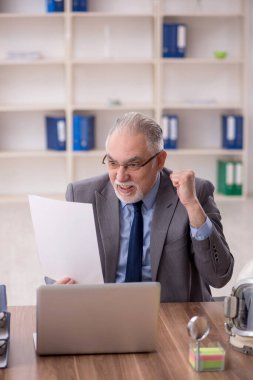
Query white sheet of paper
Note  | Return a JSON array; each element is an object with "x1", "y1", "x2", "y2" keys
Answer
[{"x1": 29, "y1": 195, "x2": 103, "y2": 284}]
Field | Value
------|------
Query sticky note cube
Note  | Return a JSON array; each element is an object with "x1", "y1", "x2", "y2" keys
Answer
[{"x1": 189, "y1": 345, "x2": 225, "y2": 372}]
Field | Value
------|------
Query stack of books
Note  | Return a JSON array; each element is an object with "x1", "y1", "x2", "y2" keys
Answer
[
  {"x1": 217, "y1": 160, "x2": 243, "y2": 196},
  {"x1": 163, "y1": 23, "x2": 187, "y2": 58},
  {"x1": 162, "y1": 115, "x2": 178, "y2": 149}
]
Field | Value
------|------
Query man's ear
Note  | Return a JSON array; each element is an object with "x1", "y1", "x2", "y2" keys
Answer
[{"x1": 157, "y1": 150, "x2": 167, "y2": 170}]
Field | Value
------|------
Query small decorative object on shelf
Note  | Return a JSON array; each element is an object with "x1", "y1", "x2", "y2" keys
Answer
[
  {"x1": 214, "y1": 50, "x2": 228, "y2": 60},
  {"x1": 106, "y1": 98, "x2": 122, "y2": 107}
]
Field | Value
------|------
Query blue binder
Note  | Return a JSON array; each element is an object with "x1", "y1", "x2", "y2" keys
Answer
[
  {"x1": 72, "y1": 0, "x2": 87, "y2": 11},
  {"x1": 163, "y1": 23, "x2": 187, "y2": 58},
  {"x1": 73, "y1": 115, "x2": 95, "y2": 151},
  {"x1": 222, "y1": 115, "x2": 243, "y2": 149},
  {"x1": 46, "y1": 117, "x2": 66, "y2": 151},
  {"x1": 162, "y1": 115, "x2": 178, "y2": 149},
  {"x1": 47, "y1": 0, "x2": 64, "y2": 12}
]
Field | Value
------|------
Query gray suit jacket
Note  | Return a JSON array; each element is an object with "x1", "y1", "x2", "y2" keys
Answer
[{"x1": 66, "y1": 168, "x2": 234, "y2": 302}]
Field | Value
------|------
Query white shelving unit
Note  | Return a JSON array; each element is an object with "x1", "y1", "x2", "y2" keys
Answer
[
  {"x1": 160, "y1": 0, "x2": 249, "y2": 199},
  {"x1": 0, "y1": 0, "x2": 249, "y2": 200}
]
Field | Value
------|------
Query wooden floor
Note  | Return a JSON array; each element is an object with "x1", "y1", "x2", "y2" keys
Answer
[{"x1": 1, "y1": 197, "x2": 253, "y2": 305}]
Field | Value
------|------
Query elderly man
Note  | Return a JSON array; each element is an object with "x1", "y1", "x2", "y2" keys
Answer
[{"x1": 59, "y1": 112, "x2": 234, "y2": 302}]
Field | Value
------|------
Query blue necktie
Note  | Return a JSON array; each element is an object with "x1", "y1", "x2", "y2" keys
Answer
[{"x1": 125, "y1": 201, "x2": 143, "y2": 282}]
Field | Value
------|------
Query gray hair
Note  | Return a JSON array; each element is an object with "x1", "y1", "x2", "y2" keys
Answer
[{"x1": 105, "y1": 112, "x2": 164, "y2": 154}]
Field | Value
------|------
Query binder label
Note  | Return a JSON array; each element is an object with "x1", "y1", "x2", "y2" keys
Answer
[
  {"x1": 162, "y1": 116, "x2": 170, "y2": 139},
  {"x1": 170, "y1": 118, "x2": 178, "y2": 140},
  {"x1": 227, "y1": 116, "x2": 236, "y2": 141},
  {"x1": 177, "y1": 25, "x2": 186, "y2": 49},
  {"x1": 226, "y1": 163, "x2": 234, "y2": 185},
  {"x1": 57, "y1": 120, "x2": 66, "y2": 143},
  {"x1": 235, "y1": 163, "x2": 243, "y2": 185}
]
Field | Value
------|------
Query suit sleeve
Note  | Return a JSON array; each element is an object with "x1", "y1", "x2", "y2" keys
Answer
[
  {"x1": 191, "y1": 179, "x2": 234, "y2": 288},
  {"x1": 65, "y1": 183, "x2": 74, "y2": 202}
]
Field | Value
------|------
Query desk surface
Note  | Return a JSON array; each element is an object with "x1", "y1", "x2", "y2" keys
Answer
[{"x1": 1, "y1": 302, "x2": 253, "y2": 380}]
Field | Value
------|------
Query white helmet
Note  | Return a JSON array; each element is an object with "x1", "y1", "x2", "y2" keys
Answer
[{"x1": 224, "y1": 261, "x2": 253, "y2": 355}]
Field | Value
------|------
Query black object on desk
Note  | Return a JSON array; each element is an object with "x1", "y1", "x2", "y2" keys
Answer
[{"x1": 0, "y1": 284, "x2": 10, "y2": 368}]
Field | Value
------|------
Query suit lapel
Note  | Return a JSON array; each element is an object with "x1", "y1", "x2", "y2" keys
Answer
[
  {"x1": 150, "y1": 171, "x2": 179, "y2": 280},
  {"x1": 95, "y1": 183, "x2": 120, "y2": 282}
]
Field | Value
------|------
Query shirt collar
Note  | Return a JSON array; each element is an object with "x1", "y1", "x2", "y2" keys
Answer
[{"x1": 120, "y1": 174, "x2": 160, "y2": 210}]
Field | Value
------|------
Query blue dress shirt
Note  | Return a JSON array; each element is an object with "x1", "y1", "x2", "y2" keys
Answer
[{"x1": 115, "y1": 175, "x2": 213, "y2": 282}]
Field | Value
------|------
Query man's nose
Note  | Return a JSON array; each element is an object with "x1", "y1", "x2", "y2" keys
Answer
[{"x1": 116, "y1": 165, "x2": 129, "y2": 182}]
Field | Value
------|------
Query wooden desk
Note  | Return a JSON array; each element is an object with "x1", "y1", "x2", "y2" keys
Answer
[{"x1": 1, "y1": 303, "x2": 253, "y2": 380}]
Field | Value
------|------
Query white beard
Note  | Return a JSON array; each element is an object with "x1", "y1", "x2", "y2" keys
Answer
[{"x1": 113, "y1": 180, "x2": 144, "y2": 204}]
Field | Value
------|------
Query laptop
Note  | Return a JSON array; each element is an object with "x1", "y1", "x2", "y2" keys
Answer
[{"x1": 35, "y1": 282, "x2": 161, "y2": 355}]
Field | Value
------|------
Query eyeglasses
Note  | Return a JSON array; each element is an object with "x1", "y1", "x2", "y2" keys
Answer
[{"x1": 102, "y1": 151, "x2": 161, "y2": 172}]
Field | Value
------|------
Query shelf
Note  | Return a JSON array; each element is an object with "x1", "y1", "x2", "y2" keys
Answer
[
  {"x1": 0, "y1": 149, "x2": 244, "y2": 159},
  {"x1": 47, "y1": 149, "x2": 245, "y2": 158},
  {"x1": 162, "y1": 103, "x2": 243, "y2": 110},
  {"x1": 0, "y1": 151, "x2": 67, "y2": 158},
  {"x1": 161, "y1": 58, "x2": 244, "y2": 65},
  {"x1": 0, "y1": 59, "x2": 65, "y2": 66},
  {"x1": 162, "y1": 13, "x2": 244, "y2": 18},
  {"x1": 164, "y1": 149, "x2": 245, "y2": 156},
  {"x1": 72, "y1": 59, "x2": 155, "y2": 65},
  {"x1": 73, "y1": 150, "x2": 105, "y2": 158},
  {"x1": 71, "y1": 12, "x2": 154, "y2": 18},
  {"x1": 72, "y1": 103, "x2": 155, "y2": 111},
  {"x1": 0, "y1": 105, "x2": 66, "y2": 112},
  {"x1": 0, "y1": 13, "x2": 66, "y2": 18}
]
